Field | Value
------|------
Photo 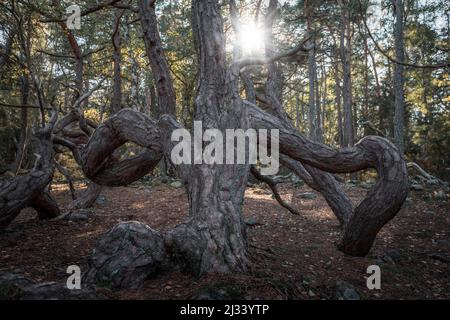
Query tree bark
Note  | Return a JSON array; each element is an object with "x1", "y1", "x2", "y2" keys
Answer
[
  {"x1": 393, "y1": 0, "x2": 405, "y2": 152},
  {"x1": 247, "y1": 103, "x2": 409, "y2": 255},
  {"x1": 339, "y1": 0, "x2": 354, "y2": 149},
  {"x1": 11, "y1": 76, "x2": 29, "y2": 175},
  {"x1": 111, "y1": 6, "x2": 124, "y2": 115},
  {"x1": 166, "y1": 0, "x2": 250, "y2": 274},
  {"x1": 138, "y1": 0, "x2": 176, "y2": 116},
  {"x1": 0, "y1": 113, "x2": 60, "y2": 229}
]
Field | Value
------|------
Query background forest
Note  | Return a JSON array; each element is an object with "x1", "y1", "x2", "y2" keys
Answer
[{"x1": 0, "y1": 0, "x2": 449, "y2": 180}]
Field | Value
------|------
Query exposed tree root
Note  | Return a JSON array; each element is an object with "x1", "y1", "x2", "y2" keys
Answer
[{"x1": 407, "y1": 162, "x2": 447, "y2": 186}]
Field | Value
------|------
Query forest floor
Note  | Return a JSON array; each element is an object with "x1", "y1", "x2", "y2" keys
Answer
[{"x1": 0, "y1": 178, "x2": 449, "y2": 300}]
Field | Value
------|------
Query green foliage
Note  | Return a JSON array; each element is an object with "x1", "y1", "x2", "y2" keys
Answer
[{"x1": 0, "y1": 0, "x2": 448, "y2": 178}]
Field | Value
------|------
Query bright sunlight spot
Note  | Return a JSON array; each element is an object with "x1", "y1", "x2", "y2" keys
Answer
[{"x1": 238, "y1": 22, "x2": 266, "y2": 56}]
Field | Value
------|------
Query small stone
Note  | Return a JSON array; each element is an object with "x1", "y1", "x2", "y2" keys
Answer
[
  {"x1": 334, "y1": 281, "x2": 360, "y2": 300},
  {"x1": 68, "y1": 211, "x2": 89, "y2": 221},
  {"x1": 95, "y1": 195, "x2": 108, "y2": 205},
  {"x1": 297, "y1": 192, "x2": 316, "y2": 199},
  {"x1": 382, "y1": 249, "x2": 403, "y2": 264},
  {"x1": 410, "y1": 183, "x2": 424, "y2": 191},
  {"x1": 361, "y1": 182, "x2": 374, "y2": 189},
  {"x1": 169, "y1": 181, "x2": 183, "y2": 188},
  {"x1": 244, "y1": 216, "x2": 258, "y2": 226},
  {"x1": 434, "y1": 190, "x2": 447, "y2": 201}
]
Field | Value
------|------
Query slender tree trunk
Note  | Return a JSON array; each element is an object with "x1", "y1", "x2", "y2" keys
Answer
[
  {"x1": 334, "y1": 61, "x2": 344, "y2": 146},
  {"x1": 393, "y1": 0, "x2": 405, "y2": 152},
  {"x1": 11, "y1": 76, "x2": 29, "y2": 174},
  {"x1": 111, "y1": 7, "x2": 124, "y2": 114},
  {"x1": 339, "y1": 0, "x2": 354, "y2": 149},
  {"x1": 305, "y1": 0, "x2": 322, "y2": 142},
  {"x1": 139, "y1": 0, "x2": 176, "y2": 116},
  {"x1": 363, "y1": 34, "x2": 369, "y2": 134},
  {"x1": 315, "y1": 62, "x2": 323, "y2": 140}
]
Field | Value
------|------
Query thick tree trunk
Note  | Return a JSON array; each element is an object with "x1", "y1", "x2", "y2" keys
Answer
[{"x1": 166, "y1": 0, "x2": 249, "y2": 275}]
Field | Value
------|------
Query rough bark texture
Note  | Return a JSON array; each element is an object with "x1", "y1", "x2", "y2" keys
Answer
[
  {"x1": 77, "y1": 109, "x2": 163, "y2": 186},
  {"x1": 138, "y1": 0, "x2": 176, "y2": 116},
  {"x1": 166, "y1": 0, "x2": 249, "y2": 275},
  {"x1": 53, "y1": 107, "x2": 102, "y2": 209},
  {"x1": 0, "y1": 113, "x2": 60, "y2": 229}
]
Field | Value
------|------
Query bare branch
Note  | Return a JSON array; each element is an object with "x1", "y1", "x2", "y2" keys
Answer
[
  {"x1": 250, "y1": 165, "x2": 300, "y2": 215},
  {"x1": 0, "y1": 102, "x2": 52, "y2": 110},
  {"x1": 41, "y1": 0, "x2": 123, "y2": 23}
]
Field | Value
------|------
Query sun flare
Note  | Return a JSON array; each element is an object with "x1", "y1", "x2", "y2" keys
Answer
[{"x1": 238, "y1": 22, "x2": 266, "y2": 56}]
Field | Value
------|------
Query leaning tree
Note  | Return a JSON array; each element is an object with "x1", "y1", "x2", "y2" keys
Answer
[{"x1": 1, "y1": 0, "x2": 409, "y2": 276}]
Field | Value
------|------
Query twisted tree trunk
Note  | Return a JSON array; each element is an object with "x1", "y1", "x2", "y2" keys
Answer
[
  {"x1": 0, "y1": 113, "x2": 60, "y2": 229},
  {"x1": 45, "y1": 0, "x2": 408, "y2": 276}
]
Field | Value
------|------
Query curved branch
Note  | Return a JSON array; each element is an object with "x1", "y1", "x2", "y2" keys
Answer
[
  {"x1": 78, "y1": 109, "x2": 163, "y2": 186},
  {"x1": 250, "y1": 165, "x2": 300, "y2": 215},
  {"x1": 247, "y1": 102, "x2": 409, "y2": 256}
]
